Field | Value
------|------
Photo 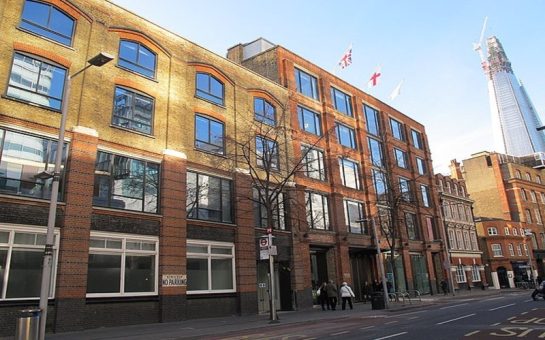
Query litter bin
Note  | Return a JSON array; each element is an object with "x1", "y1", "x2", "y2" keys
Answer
[
  {"x1": 371, "y1": 292, "x2": 385, "y2": 310},
  {"x1": 15, "y1": 308, "x2": 41, "y2": 340}
]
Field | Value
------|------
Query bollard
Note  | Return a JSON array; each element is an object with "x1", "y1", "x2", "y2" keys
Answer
[{"x1": 15, "y1": 309, "x2": 41, "y2": 340}]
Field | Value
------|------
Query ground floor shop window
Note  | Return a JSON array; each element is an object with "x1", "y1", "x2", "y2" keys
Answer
[
  {"x1": 471, "y1": 265, "x2": 481, "y2": 282},
  {"x1": 187, "y1": 240, "x2": 235, "y2": 294},
  {"x1": 410, "y1": 253, "x2": 430, "y2": 294},
  {"x1": 0, "y1": 224, "x2": 59, "y2": 300},
  {"x1": 455, "y1": 265, "x2": 467, "y2": 283},
  {"x1": 86, "y1": 232, "x2": 158, "y2": 297}
]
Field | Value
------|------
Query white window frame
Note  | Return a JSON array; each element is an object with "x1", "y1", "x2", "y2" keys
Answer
[
  {"x1": 523, "y1": 243, "x2": 529, "y2": 256},
  {"x1": 0, "y1": 224, "x2": 60, "y2": 301},
  {"x1": 463, "y1": 230, "x2": 471, "y2": 250},
  {"x1": 536, "y1": 209, "x2": 543, "y2": 225},
  {"x1": 517, "y1": 244, "x2": 523, "y2": 256},
  {"x1": 513, "y1": 228, "x2": 518, "y2": 236},
  {"x1": 448, "y1": 229, "x2": 457, "y2": 249},
  {"x1": 491, "y1": 244, "x2": 503, "y2": 257},
  {"x1": 456, "y1": 230, "x2": 464, "y2": 249},
  {"x1": 471, "y1": 265, "x2": 481, "y2": 282},
  {"x1": 86, "y1": 231, "x2": 159, "y2": 298},
  {"x1": 186, "y1": 239, "x2": 236, "y2": 294},
  {"x1": 455, "y1": 265, "x2": 467, "y2": 283},
  {"x1": 504, "y1": 227, "x2": 510, "y2": 235},
  {"x1": 487, "y1": 227, "x2": 498, "y2": 236},
  {"x1": 531, "y1": 191, "x2": 537, "y2": 202},
  {"x1": 508, "y1": 243, "x2": 515, "y2": 256},
  {"x1": 470, "y1": 231, "x2": 478, "y2": 250}
]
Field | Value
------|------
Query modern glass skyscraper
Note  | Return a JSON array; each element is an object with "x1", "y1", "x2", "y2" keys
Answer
[{"x1": 484, "y1": 36, "x2": 545, "y2": 156}]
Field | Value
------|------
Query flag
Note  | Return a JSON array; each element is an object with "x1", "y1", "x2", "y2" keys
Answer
[
  {"x1": 338, "y1": 44, "x2": 352, "y2": 69},
  {"x1": 367, "y1": 66, "x2": 382, "y2": 88},
  {"x1": 389, "y1": 80, "x2": 404, "y2": 100}
]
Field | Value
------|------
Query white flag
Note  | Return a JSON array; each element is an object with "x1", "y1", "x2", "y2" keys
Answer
[{"x1": 389, "y1": 80, "x2": 404, "y2": 100}]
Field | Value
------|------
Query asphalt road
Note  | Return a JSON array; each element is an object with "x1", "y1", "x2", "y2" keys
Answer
[{"x1": 203, "y1": 291, "x2": 545, "y2": 340}]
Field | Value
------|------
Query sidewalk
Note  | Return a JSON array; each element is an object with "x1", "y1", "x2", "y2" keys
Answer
[{"x1": 46, "y1": 288, "x2": 510, "y2": 340}]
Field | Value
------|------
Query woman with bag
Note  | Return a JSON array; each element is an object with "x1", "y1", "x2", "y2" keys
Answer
[
  {"x1": 317, "y1": 281, "x2": 329, "y2": 310},
  {"x1": 340, "y1": 281, "x2": 355, "y2": 310}
]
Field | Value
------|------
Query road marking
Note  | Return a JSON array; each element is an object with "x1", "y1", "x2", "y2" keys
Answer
[
  {"x1": 440, "y1": 303, "x2": 468, "y2": 310},
  {"x1": 331, "y1": 331, "x2": 349, "y2": 336},
  {"x1": 360, "y1": 326, "x2": 375, "y2": 330},
  {"x1": 483, "y1": 297, "x2": 504, "y2": 302},
  {"x1": 489, "y1": 303, "x2": 515, "y2": 311},
  {"x1": 521, "y1": 311, "x2": 528, "y2": 315},
  {"x1": 373, "y1": 332, "x2": 408, "y2": 340},
  {"x1": 436, "y1": 313, "x2": 476, "y2": 325},
  {"x1": 393, "y1": 310, "x2": 428, "y2": 317},
  {"x1": 508, "y1": 317, "x2": 516, "y2": 320},
  {"x1": 490, "y1": 322, "x2": 500, "y2": 326},
  {"x1": 465, "y1": 330, "x2": 480, "y2": 337},
  {"x1": 408, "y1": 316, "x2": 419, "y2": 320},
  {"x1": 385, "y1": 321, "x2": 398, "y2": 325}
]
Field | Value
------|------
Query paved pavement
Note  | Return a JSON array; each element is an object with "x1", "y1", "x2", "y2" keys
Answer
[{"x1": 45, "y1": 288, "x2": 512, "y2": 340}]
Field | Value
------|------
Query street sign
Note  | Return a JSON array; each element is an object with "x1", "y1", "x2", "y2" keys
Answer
[
  {"x1": 259, "y1": 238, "x2": 269, "y2": 248},
  {"x1": 266, "y1": 227, "x2": 272, "y2": 234},
  {"x1": 260, "y1": 249, "x2": 269, "y2": 260}
]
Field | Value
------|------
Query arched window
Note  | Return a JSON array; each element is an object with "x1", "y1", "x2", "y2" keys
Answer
[
  {"x1": 196, "y1": 72, "x2": 224, "y2": 105},
  {"x1": 118, "y1": 40, "x2": 157, "y2": 78},
  {"x1": 254, "y1": 97, "x2": 276, "y2": 125},
  {"x1": 515, "y1": 170, "x2": 521, "y2": 179},
  {"x1": 20, "y1": 0, "x2": 75, "y2": 46}
]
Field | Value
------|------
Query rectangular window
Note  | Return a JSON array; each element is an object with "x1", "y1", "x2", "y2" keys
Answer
[
  {"x1": 535, "y1": 209, "x2": 542, "y2": 224},
  {"x1": 399, "y1": 177, "x2": 412, "y2": 202},
  {"x1": 448, "y1": 229, "x2": 457, "y2": 249},
  {"x1": 93, "y1": 151, "x2": 159, "y2": 213},
  {"x1": 405, "y1": 213, "x2": 419, "y2": 240},
  {"x1": 20, "y1": 0, "x2": 75, "y2": 46},
  {"x1": 491, "y1": 244, "x2": 503, "y2": 257},
  {"x1": 253, "y1": 188, "x2": 285, "y2": 230},
  {"x1": 487, "y1": 227, "x2": 498, "y2": 236},
  {"x1": 456, "y1": 230, "x2": 464, "y2": 249},
  {"x1": 344, "y1": 200, "x2": 365, "y2": 234},
  {"x1": 455, "y1": 265, "x2": 467, "y2": 283},
  {"x1": 373, "y1": 169, "x2": 387, "y2": 201},
  {"x1": 87, "y1": 232, "x2": 158, "y2": 297},
  {"x1": 187, "y1": 240, "x2": 235, "y2": 294},
  {"x1": 297, "y1": 106, "x2": 321, "y2": 136},
  {"x1": 294, "y1": 68, "x2": 319, "y2": 100},
  {"x1": 0, "y1": 225, "x2": 59, "y2": 300},
  {"x1": 517, "y1": 244, "x2": 523, "y2": 256},
  {"x1": 305, "y1": 192, "x2": 329, "y2": 230},
  {"x1": 524, "y1": 243, "x2": 529, "y2": 256},
  {"x1": 7, "y1": 53, "x2": 66, "y2": 110},
  {"x1": 330, "y1": 87, "x2": 352, "y2": 116},
  {"x1": 187, "y1": 171, "x2": 232, "y2": 223},
  {"x1": 420, "y1": 185, "x2": 430, "y2": 207},
  {"x1": 336, "y1": 123, "x2": 356, "y2": 149},
  {"x1": 463, "y1": 231, "x2": 471, "y2": 249},
  {"x1": 416, "y1": 157, "x2": 426, "y2": 175},
  {"x1": 254, "y1": 97, "x2": 276, "y2": 126},
  {"x1": 112, "y1": 87, "x2": 154, "y2": 135},
  {"x1": 508, "y1": 243, "x2": 515, "y2": 256},
  {"x1": 470, "y1": 231, "x2": 478, "y2": 250},
  {"x1": 195, "y1": 114, "x2": 225, "y2": 155},
  {"x1": 394, "y1": 148, "x2": 408, "y2": 169},
  {"x1": 411, "y1": 129, "x2": 423, "y2": 149},
  {"x1": 390, "y1": 118, "x2": 405, "y2": 141},
  {"x1": 526, "y1": 209, "x2": 533, "y2": 224},
  {"x1": 256, "y1": 136, "x2": 279, "y2": 171},
  {"x1": 368, "y1": 137, "x2": 384, "y2": 168},
  {"x1": 339, "y1": 158, "x2": 360, "y2": 189},
  {"x1": 0, "y1": 129, "x2": 68, "y2": 200},
  {"x1": 364, "y1": 105, "x2": 380, "y2": 136},
  {"x1": 301, "y1": 145, "x2": 326, "y2": 181},
  {"x1": 472, "y1": 265, "x2": 481, "y2": 282}
]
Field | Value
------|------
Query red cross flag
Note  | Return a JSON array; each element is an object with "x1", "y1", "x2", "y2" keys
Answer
[
  {"x1": 367, "y1": 66, "x2": 382, "y2": 88},
  {"x1": 338, "y1": 44, "x2": 353, "y2": 69}
]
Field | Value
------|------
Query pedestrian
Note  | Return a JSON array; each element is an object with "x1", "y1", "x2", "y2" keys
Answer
[
  {"x1": 362, "y1": 281, "x2": 371, "y2": 303},
  {"x1": 440, "y1": 279, "x2": 448, "y2": 295},
  {"x1": 317, "y1": 281, "x2": 329, "y2": 311},
  {"x1": 340, "y1": 282, "x2": 355, "y2": 310},
  {"x1": 326, "y1": 280, "x2": 338, "y2": 310},
  {"x1": 531, "y1": 278, "x2": 545, "y2": 301}
]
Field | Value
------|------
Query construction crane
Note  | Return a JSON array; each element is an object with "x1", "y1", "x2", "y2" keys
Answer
[{"x1": 473, "y1": 16, "x2": 489, "y2": 71}]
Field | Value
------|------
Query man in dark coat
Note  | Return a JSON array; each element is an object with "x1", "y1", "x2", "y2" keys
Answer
[{"x1": 325, "y1": 280, "x2": 338, "y2": 310}]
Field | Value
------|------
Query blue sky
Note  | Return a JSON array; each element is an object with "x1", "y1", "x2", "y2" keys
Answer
[{"x1": 112, "y1": 0, "x2": 545, "y2": 174}]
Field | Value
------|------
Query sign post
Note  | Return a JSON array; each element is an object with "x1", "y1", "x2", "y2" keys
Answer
[{"x1": 267, "y1": 228, "x2": 278, "y2": 323}]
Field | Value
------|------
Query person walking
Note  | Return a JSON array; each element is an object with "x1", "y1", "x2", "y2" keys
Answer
[
  {"x1": 317, "y1": 282, "x2": 329, "y2": 311},
  {"x1": 440, "y1": 279, "x2": 448, "y2": 295},
  {"x1": 362, "y1": 281, "x2": 371, "y2": 303},
  {"x1": 326, "y1": 280, "x2": 338, "y2": 310},
  {"x1": 340, "y1": 282, "x2": 355, "y2": 310}
]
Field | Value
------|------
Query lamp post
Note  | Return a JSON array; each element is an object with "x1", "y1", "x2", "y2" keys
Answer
[
  {"x1": 38, "y1": 52, "x2": 114, "y2": 340},
  {"x1": 357, "y1": 217, "x2": 389, "y2": 309},
  {"x1": 524, "y1": 229, "x2": 537, "y2": 287}
]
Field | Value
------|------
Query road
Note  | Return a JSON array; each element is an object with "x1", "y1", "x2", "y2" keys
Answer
[{"x1": 201, "y1": 291, "x2": 545, "y2": 340}]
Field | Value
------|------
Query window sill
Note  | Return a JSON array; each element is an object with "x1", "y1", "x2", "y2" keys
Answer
[
  {"x1": 1, "y1": 94, "x2": 61, "y2": 113},
  {"x1": 116, "y1": 65, "x2": 158, "y2": 82},
  {"x1": 109, "y1": 124, "x2": 155, "y2": 138},
  {"x1": 194, "y1": 95, "x2": 226, "y2": 109},
  {"x1": 194, "y1": 147, "x2": 227, "y2": 158},
  {"x1": 186, "y1": 218, "x2": 236, "y2": 227},
  {"x1": 187, "y1": 292, "x2": 236, "y2": 299},
  {"x1": 0, "y1": 193, "x2": 66, "y2": 206},
  {"x1": 93, "y1": 205, "x2": 161, "y2": 217},
  {"x1": 17, "y1": 27, "x2": 75, "y2": 50},
  {"x1": 86, "y1": 295, "x2": 159, "y2": 304}
]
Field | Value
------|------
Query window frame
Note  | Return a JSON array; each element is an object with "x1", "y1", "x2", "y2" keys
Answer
[
  {"x1": 339, "y1": 158, "x2": 360, "y2": 189},
  {"x1": 297, "y1": 106, "x2": 321, "y2": 136},
  {"x1": 253, "y1": 188, "x2": 285, "y2": 230},
  {"x1": 112, "y1": 86, "x2": 155, "y2": 135},
  {"x1": 7, "y1": 52, "x2": 67, "y2": 111},
  {"x1": 294, "y1": 67, "x2": 319, "y2": 100},
  {"x1": 186, "y1": 171, "x2": 233, "y2": 224},
  {"x1": 254, "y1": 97, "x2": 276, "y2": 126},
  {"x1": 364, "y1": 104, "x2": 380, "y2": 136},
  {"x1": 399, "y1": 177, "x2": 412, "y2": 202},
  {"x1": 0, "y1": 224, "x2": 60, "y2": 301},
  {"x1": 416, "y1": 157, "x2": 426, "y2": 175},
  {"x1": 195, "y1": 72, "x2": 225, "y2": 106},
  {"x1": 344, "y1": 200, "x2": 366, "y2": 234},
  {"x1": 491, "y1": 243, "x2": 503, "y2": 257},
  {"x1": 411, "y1": 129, "x2": 423, "y2": 149},
  {"x1": 455, "y1": 265, "x2": 467, "y2": 283},
  {"x1": 390, "y1": 118, "x2": 405, "y2": 141},
  {"x1": 194, "y1": 114, "x2": 225, "y2": 155},
  {"x1": 405, "y1": 212, "x2": 419, "y2": 240},
  {"x1": 394, "y1": 148, "x2": 408, "y2": 169},
  {"x1": 335, "y1": 122, "x2": 356, "y2": 149},
  {"x1": 301, "y1": 145, "x2": 326, "y2": 181},
  {"x1": 305, "y1": 191, "x2": 330, "y2": 230},
  {"x1": 118, "y1": 40, "x2": 157, "y2": 79},
  {"x1": 330, "y1": 87, "x2": 353, "y2": 116},
  {"x1": 186, "y1": 239, "x2": 236, "y2": 294},
  {"x1": 487, "y1": 227, "x2": 498, "y2": 236},
  {"x1": 256, "y1": 136, "x2": 279, "y2": 171},
  {"x1": 19, "y1": 0, "x2": 76, "y2": 46},
  {"x1": 86, "y1": 231, "x2": 159, "y2": 298},
  {"x1": 420, "y1": 185, "x2": 431, "y2": 207}
]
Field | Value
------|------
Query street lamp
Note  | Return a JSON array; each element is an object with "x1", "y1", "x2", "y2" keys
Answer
[
  {"x1": 38, "y1": 52, "x2": 114, "y2": 340},
  {"x1": 357, "y1": 217, "x2": 389, "y2": 309},
  {"x1": 524, "y1": 229, "x2": 538, "y2": 287}
]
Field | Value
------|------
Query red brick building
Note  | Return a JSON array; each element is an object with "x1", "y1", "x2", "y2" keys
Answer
[{"x1": 462, "y1": 152, "x2": 545, "y2": 288}]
